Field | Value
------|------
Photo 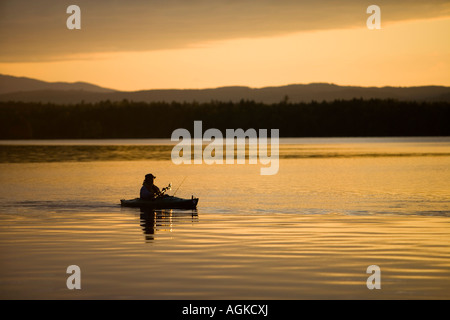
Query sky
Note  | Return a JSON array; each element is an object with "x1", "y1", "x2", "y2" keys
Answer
[{"x1": 0, "y1": 0, "x2": 449, "y2": 91}]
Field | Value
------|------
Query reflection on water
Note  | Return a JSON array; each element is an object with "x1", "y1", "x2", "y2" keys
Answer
[
  {"x1": 0, "y1": 145, "x2": 174, "y2": 163},
  {"x1": 138, "y1": 209, "x2": 199, "y2": 241},
  {"x1": 0, "y1": 137, "x2": 449, "y2": 299},
  {"x1": 1, "y1": 137, "x2": 450, "y2": 163}
]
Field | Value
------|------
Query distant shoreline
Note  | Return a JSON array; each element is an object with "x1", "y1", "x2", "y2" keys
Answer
[
  {"x1": 1, "y1": 137, "x2": 450, "y2": 145},
  {"x1": 1, "y1": 99, "x2": 449, "y2": 139}
]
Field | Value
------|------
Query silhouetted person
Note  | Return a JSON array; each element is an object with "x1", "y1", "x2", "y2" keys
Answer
[{"x1": 140, "y1": 173, "x2": 162, "y2": 199}]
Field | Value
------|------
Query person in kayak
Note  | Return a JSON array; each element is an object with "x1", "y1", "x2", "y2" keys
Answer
[{"x1": 140, "y1": 173, "x2": 162, "y2": 199}]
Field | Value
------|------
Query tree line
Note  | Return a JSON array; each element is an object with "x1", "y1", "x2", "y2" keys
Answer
[{"x1": 0, "y1": 98, "x2": 449, "y2": 139}]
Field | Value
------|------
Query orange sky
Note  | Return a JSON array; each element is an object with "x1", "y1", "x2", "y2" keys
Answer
[{"x1": 0, "y1": 1, "x2": 449, "y2": 91}]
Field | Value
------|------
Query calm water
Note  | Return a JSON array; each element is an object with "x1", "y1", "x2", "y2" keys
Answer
[{"x1": 0, "y1": 137, "x2": 449, "y2": 299}]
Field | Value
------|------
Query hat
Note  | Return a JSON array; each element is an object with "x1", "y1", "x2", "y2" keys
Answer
[{"x1": 145, "y1": 173, "x2": 156, "y2": 180}]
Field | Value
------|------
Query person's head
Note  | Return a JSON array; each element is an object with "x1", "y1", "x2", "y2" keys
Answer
[{"x1": 144, "y1": 173, "x2": 155, "y2": 184}]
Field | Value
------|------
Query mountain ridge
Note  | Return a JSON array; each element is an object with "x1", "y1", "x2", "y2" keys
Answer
[
  {"x1": 1, "y1": 74, "x2": 449, "y2": 104},
  {"x1": 0, "y1": 74, "x2": 116, "y2": 95}
]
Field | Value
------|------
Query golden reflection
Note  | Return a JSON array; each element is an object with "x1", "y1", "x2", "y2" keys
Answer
[{"x1": 139, "y1": 208, "x2": 198, "y2": 242}]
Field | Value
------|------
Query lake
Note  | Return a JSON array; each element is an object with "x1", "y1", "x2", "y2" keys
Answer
[{"x1": 0, "y1": 137, "x2": 449, "y2": 299}]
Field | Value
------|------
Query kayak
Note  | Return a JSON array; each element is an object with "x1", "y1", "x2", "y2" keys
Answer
[{"x1": 120, "y1": 195, "x2": 199, "y2": 210}]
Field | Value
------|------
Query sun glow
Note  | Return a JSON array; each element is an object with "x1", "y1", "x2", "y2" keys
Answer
[{"x1": 1, "y1": 17, "x2": 449, "y2": 90}]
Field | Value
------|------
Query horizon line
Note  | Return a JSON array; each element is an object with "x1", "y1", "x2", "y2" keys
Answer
[{"x1": 2, "y1": 73, "x2": 450, "y2": 93}]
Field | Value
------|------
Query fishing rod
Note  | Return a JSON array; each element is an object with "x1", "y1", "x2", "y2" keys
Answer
[{"x1": 172, "y1": 176, "x2": 187, "y2": 196}]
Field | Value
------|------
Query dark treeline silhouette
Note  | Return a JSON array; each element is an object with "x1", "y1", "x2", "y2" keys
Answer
[{"x1": 0, "y1": 99, "x2": 449, "y2": 139}]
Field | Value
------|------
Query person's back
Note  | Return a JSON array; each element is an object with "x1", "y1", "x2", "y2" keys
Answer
[{"x1": 140, "y1": 184, "x2": 152, "y2": 199}]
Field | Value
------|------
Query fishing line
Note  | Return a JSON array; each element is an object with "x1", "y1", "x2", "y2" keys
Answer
[{"x1": 173, "y1": 176, "x2": 187, "y2": 196}]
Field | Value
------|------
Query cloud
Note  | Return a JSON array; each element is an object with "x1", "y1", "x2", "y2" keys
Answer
[{"x1": 1, "y1": 0, "x2": 449, "y2": 62}]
